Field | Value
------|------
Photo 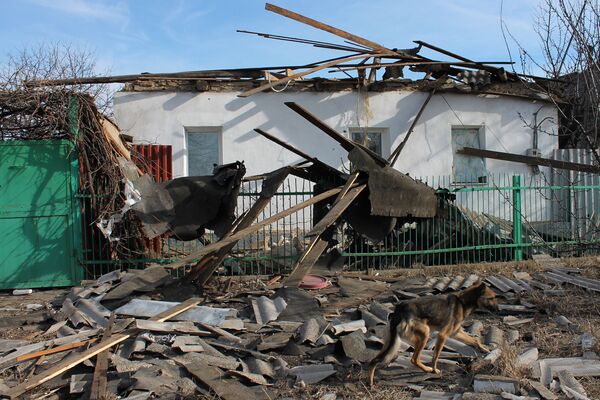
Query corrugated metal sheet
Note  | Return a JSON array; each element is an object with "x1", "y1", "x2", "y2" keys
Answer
[
  {"x1": 132, "y1": 144, "x2": 173, "y2": 256},
  {"x1": 551, "y1": 149, "x2": 600, "y2": 241}
]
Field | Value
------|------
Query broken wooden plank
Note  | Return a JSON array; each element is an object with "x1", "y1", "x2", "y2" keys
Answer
[
  {"x1": 239, "y1": 54, "x2": 374, "y2": 97},
  {"x1": 190, "y1": 168, "x2": 290, "y2": 285},
  {"x1": 5, "y1": 298, "x2": 202, "y2": 398},
  {"x1": 284, "y1": 181, "x2": 365, "y2": 287},
  {"x1": 284, "y1": 101, "x2": 388, "y2": 165},
  {"x1": 89, "y1": 313, "x2": 115, "y2": 400},
  {"x1": 15, "y1": 338, "x2": 98, "y2": 362},
  {"x1": 264, "y1": 3, "x2": 412, "y2": 57},
  {"x1": 167, "y1": 185, "x2": 345, "y2": 271},
  {"x1": 457, "y1": 147, "x2": 600, "y2": 174}
]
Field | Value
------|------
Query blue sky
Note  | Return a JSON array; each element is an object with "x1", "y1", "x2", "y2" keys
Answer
[{"x1": 0, "y1": 0, "x2": 546, "y2": 77}]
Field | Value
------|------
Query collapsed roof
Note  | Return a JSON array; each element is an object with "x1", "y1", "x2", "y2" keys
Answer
[{"x1": 26, "y1": 3, "x2": 560, "y2": 102}]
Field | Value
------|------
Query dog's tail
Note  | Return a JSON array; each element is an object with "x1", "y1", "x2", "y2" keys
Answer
[{"x1": 368, "y1": 307, "x2": 409, "y2": 386}]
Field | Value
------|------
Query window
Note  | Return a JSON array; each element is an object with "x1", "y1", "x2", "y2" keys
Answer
[
  {"x1": 186, "y1": 128, "x2": 221, "y2": 176},
  {"x1": 451, "y1": 126, "x2": 487, "y2": 184},
  {"x1": 350, "y1": 129, "x2": 384, "y2": 156}
]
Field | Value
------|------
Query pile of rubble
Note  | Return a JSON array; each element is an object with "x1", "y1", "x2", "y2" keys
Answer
[{"x1": 0, "y1": 256, "x2": 599, "y2": 399}]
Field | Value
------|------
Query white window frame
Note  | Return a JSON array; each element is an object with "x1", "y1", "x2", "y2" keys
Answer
[
  {"x1": 184, "y1": 126, "x2": 223, "y2": 176},
  {"x1": 451, "y1": 125, "x2": 487, "y2": 185},
  {"x1": 347, "y1": 127, "x2": 390, "y2": 158}
]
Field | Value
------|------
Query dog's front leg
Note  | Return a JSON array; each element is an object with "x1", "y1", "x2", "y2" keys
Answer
[
  {"x1": 452, "y1": 329, "x2": 490, "y2": 353},
  {"x1": 430, "y1": 333, "x2": 447, "y2": 374}
]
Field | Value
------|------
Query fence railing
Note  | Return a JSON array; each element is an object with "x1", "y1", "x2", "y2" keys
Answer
[{"x1": 80, "y1": 172, "x2": 600, "y2": 278}]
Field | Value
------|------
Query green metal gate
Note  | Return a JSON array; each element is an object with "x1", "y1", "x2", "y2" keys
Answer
[{"x1": 0, "y1": 140, "x2": 82, "y2": 289}]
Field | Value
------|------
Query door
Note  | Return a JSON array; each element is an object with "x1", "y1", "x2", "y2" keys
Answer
[{"x1": 0, "y1": 140, "x2": 82, "y2": 288}]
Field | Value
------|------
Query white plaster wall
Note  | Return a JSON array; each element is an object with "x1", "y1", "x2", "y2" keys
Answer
[{"x1": 113, "y1": 89, "x2": 558, "y2": 181}]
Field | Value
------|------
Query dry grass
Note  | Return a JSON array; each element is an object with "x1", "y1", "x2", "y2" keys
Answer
[{"x1": 490, "y1": 342, "x2": 530, "y2": 380}]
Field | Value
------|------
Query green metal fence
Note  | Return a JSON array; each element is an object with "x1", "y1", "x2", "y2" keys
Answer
[{"x1": 81, "y1": 172, "x2": 600, "y2": 278}]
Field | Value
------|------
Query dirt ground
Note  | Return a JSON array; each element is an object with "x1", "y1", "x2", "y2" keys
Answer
[{"x1": 1, "y1": 257, "x2": 599, "y2": 399}]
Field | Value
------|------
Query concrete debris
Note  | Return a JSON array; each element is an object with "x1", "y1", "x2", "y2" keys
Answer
[{"x1": 474, "y1": 375, "x2": 519, "y2": 394}]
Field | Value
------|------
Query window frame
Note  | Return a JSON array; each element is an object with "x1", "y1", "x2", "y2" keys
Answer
[
  {"x1": 184, "y1": 126, "x2": 223, "y2": 177},
  {"x1": 347, "y1": 127, "x2": 390, "y2": 158},
  {"x1": 451, "y1": 125, "x2": 488, "y2": 185}
]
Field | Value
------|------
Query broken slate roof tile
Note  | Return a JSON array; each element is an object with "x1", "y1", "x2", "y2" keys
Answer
[
  {"x1": 331, "y1": 320, "x2": 367, "y2": 335},
  {"x1": 251, "y1": 296, "x2": 287, "y2": 325},
  {"x1": 288, "y1": 364, "x2": 336, "y2": 384}
]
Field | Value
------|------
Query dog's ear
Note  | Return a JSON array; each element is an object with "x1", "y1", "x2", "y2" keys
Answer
[{"x1": 476, "y1": 282, "x2": 486, "y2": 293}]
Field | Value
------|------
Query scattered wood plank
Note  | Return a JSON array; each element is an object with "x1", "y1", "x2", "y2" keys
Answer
[
  {"x1": 5, "y1": 298, "x2": 202, "y2": 398},
  {"x1": 15, "y1": 339, "x2": 98, "y2": 363}
]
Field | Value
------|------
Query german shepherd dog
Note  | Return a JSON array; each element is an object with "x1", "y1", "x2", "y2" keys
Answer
[{"x1": 368, "y1": 283, "x2": 499, "y2": 386}]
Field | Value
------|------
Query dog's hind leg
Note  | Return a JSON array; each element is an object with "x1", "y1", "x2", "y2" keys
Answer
[
  {"x1": 368, "y1": 324, "x2": 404, "y2": 386},
  {"x1": 410, "y1": 323, "x2": 434, "y2": 373}
]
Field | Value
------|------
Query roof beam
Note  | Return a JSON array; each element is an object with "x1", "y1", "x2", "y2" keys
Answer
[{"x1": 457, "y1": 147, "x2": 600, "y2": 174}]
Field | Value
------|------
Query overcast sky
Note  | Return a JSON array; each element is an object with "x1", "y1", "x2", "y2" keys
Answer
[{"x1": 0, "y1": 0, "x2": 547, "y2": 77}]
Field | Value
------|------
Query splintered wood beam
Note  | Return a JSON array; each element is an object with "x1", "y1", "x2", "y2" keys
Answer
[
  {"x1": 254, "y1": 128, "x2": 317, "y2": 162},
  {"x1": 414, "y1": 40, "x2": 518, "y2": 80},
  {"x1": 238, "y1": 53, "x2": 374, "y2": 97},
  {"x1": 188, "y1": 168, "x2": 290, "y2": 286},
  {"x1": 89, "y1": 313, "x2": 115, "y2": 400},
  {"x1": 284, "y1": 177, "x2": 365, "y2": 287},
  {"x1": 265, "y1": 3, "x2": 417, "y2": 59},
  {"x1": 166, "y1": 185, "x2": 348, "y2": 271},
  {"x1": 389, "y1": 89, "x2": 436, "y2": 166},
  {"x1": 6, "y1": 298, "x2": 202, "y2": 399},
  {"x1": 305, "y1": 173, "x2": 361, "y2": 237},
  {"x1": 457, "y1": 147, "x2": 600, "y2": 174},
  {"x1": 284, "y1": 102, "x2": 389, "y2": 166}
]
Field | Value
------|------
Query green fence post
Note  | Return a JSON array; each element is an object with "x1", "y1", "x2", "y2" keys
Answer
[
  {"x1": 512, "y1": 175, "x2": 523, "y2": 261},
  {"x1": 69, "y1": 96, "x2": 84, "y2": 283}
]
